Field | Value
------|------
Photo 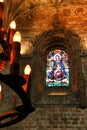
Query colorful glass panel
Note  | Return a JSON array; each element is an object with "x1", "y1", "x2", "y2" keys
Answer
[{"x1": 46, "y1": 49, "x2": 69, "y2": 87}]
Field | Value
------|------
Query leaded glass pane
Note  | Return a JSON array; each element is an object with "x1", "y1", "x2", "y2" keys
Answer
[{"x1": 46, "y1": 49, "x2": 69, "y2": 87}]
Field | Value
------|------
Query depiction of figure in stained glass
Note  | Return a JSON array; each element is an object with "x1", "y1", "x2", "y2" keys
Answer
[{"x1": 46, "y1": 49, "x2": 69, "y2": 87}]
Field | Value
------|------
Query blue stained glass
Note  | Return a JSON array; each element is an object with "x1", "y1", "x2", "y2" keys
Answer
[{"x1": 46, "y1": 49, "x2": 69, "y2": 87}]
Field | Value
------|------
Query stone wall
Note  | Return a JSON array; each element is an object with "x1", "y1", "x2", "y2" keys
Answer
[
  {"x1": 0, "y1": 0, "x2": 87, "y2": 129},
  {"x1": 1, "y1": 107, "x2": 87, "y2": 130}
]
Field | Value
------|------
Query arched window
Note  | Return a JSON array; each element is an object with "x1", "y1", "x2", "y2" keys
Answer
[{"x1": 46, "y1": 49, "x2": 69, "y2": 88}]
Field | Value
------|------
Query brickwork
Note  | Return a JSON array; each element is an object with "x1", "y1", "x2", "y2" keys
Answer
[
  {"x1": 0, "y1": 0, "x2": 87, "y2": 129},
  {"x1": 1, "y1": 107, "x2": 87, "y2": 130}
]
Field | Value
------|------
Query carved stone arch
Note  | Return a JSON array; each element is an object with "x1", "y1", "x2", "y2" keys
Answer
[{"x1": 30, "y1": 29, "x2": 85, "y2": 108}]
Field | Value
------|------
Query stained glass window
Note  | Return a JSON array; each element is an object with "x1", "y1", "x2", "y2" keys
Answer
[{"x1": 46, "y1": 49, "x2": 69, "y2": 87}]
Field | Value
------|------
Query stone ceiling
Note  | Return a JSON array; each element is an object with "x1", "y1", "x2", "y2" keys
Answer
[{"x1": 3, "y1": 0, "x2": 87, "y2": 54}]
